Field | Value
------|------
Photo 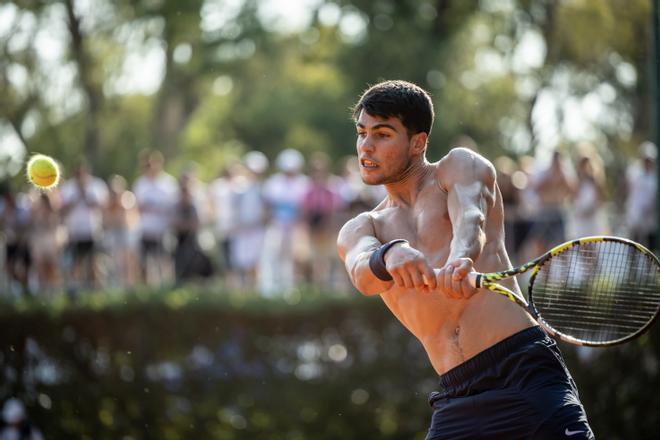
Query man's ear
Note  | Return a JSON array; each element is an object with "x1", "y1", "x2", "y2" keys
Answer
[{"x1": 410, "y1": 132, "x2": 428, "y2": 155}]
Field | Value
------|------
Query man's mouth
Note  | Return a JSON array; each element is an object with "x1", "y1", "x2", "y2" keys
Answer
[{"x1": 360, "y1": 158, "x2": 379, "y2": 169}]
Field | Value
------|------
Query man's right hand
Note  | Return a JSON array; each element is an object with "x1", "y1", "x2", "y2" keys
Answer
[{"x1": 384, "y1": 242, "x2": 437, "y2": 291}]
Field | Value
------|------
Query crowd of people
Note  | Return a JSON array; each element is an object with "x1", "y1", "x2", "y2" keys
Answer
[
  {"x1": 495, "y1": 140, "x2": 657, "y2": 264},
  {"x1": 0, "y1": 141, "x2": 656, "y2": 298},
  {"x1": 0, "y1": 148, "x2": 384, "y2": 298}
]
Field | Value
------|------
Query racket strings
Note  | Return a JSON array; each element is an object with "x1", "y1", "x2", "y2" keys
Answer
[{"x1": 531, "y1": 240, "x2": 660, "y2": 344}]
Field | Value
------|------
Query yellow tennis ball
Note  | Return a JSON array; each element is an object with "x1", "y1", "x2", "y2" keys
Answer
[{"x1": 26, "y1": 154, "x2": 60, "y2": 190}]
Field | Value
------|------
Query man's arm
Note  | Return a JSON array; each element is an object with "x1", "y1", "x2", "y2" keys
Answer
[
  {"x1": 337, "y1": 213, "x2": 394, "y2": 295},
  {"x1": 337, "y1": 213, "x2": 437, "y2": 295},
  {"x1": 437, "y1": 148, "x2": 497, "y2": 298}
]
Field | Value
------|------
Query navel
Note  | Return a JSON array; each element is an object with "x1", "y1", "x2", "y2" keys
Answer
[{"x1": 452, "y1": 326, "x2": 465, "y2": 361}]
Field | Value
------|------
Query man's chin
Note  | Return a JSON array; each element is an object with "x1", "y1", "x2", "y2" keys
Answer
[{"x1": 360, "y1": 174, "x2": 383, "y2": 186}]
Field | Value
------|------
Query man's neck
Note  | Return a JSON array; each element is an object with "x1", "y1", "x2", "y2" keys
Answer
[{"x1": 384, "y1": 160, "x2": 434, "y2": 207}]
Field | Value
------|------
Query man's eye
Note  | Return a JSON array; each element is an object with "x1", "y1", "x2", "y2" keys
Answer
[
  {"x1": 376, "y1": 133, "x2": 389, "y2": 139},
  {"x1": 357, "y1": 131, "x2": 366, "y2": 137}
]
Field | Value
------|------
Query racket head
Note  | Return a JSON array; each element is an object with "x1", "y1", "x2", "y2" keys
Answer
[{"x1": 528, "y1": 236, "x2": 660, "y2": 346}]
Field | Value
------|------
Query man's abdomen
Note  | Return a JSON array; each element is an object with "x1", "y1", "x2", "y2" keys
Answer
[{"x1": 418, "y1": 290, "x2": 536, "y2": 375}]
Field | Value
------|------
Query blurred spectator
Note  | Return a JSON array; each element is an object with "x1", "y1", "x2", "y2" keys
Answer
[
  {"x1": 302, "y1": 152, "x2": 343, "y2": 288},
  {"x1": 103, "y1": 175, "x2": 138, "y2": 289},
  {"x1": 173, "y1": 174, "x2": 213, "y2": 282},
  {"x1": 258, "y1": 148, "x2": 310, "y2": 296},
  {"x1": 181, "y1": 162, "x2": 211, "y2": 223},
  {"x1": 0, "y1": 398, "x2": 43, "y2": 440},
  {"x1": 180, "y1": 164, "x2": 215, "y2": 269},
  {"x1": 526, "y1": 150, "x2": 576, "y2": 253},
  {"x1": 209, "y1": 163, "x2": 238, "y2": 277},
  {"x1": 336, "y1": 155, "x2": 383, "y2": 216},
  {"x1": 505, "y1": 155, "x2": 537, "y2": 261},
  {"x1": 60, "y1": 162, "x2": 108, "y2": 292},
  {"x1": 625, "y1": 141, "x2": 657, "y2": 249},
  {"x1": 569, "y1": 143, "x2": 610, "y2": 238},
  {"x1": 336, "y1": 156, "x2": 365, "y2": 216},
  {"x1": 228, "y1": 151, "x2": 269, "y2": 291},
  {"x1": 29, "y1": 192, "x2": 62, "y2": 294},
  {"x1": 0, "y1": 186, "x2": 31, "y2": 297},
  {"x1": 494, "y1": 156, "x2": 521, "y2": 257},
  {"x1": 133, "y1": 150, "x2": 177, "y2": 287}
]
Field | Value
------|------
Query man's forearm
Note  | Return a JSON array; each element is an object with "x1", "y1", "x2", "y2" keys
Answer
[
  {"x1": 447, "y1": 211, "x2": 486, "y2": 262},
  {"x1": 347, "y1": 248, "x2": 395, "y2": 295}
]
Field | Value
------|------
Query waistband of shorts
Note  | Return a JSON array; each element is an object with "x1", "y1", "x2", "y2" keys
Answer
[{"x1": 439, "y1": 326, "x2": 546, "y2": 390}]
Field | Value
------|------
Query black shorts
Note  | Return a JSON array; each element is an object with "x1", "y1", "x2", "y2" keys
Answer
[
  {"x1": 141, "y1": 238, "x2": 164, "y2": 257},
  {"x1": 426, "y1": 326, "x2": 594, "y2": 440},
  {"x1": 70, "y1": 239, "x2": 95, "y2": 260},
  {"x1": 6, "y1": 243, "x2": 31, "y2": 267}
]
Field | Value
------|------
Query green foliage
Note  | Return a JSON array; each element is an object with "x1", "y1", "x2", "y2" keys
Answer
[
  {"x1": 1, "y1": 291, "x2": 435, "y2": 439},
  {"x1": 1, "y1": 0, "x2": 653, "y2": 183}
]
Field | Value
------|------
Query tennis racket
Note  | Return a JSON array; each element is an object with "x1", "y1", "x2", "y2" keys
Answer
[{"x1": 465, "y1": 236, "x2": 660, "y2": 347}]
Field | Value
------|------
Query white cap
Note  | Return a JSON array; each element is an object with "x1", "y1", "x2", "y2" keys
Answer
[
  {"x1": 639, "y1": 141, "x2": 657, "y2": 160},
  {"x1": 2, "y1": 398, "x2": 25, "y2": 424},
  {"x1": 275, "y1": 148, "x2": 304, "y2": 173},
  {"x1": 243, "y1": 151, "x2": 269, "y2": 174}
]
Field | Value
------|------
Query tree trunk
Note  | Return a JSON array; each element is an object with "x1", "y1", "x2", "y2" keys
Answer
[
  {"x1": 151, "y1": 47, "x2": 199, "y2": 158},
  {"x1": 64, "y1": 0, "x2": 102, "y2": 171}
]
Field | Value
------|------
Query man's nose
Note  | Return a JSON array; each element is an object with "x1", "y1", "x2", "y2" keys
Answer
[{"x1": 357, "y1": 136, "x2": 374, "y2": 153}]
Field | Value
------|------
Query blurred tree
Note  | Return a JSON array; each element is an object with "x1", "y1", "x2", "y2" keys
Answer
[
  {"x1": 63, "y1": 0, "x2": 104, "y2": 169},
  {"x1": 0, "y1": 2, "x2": 49, "y2": 154},
  {"x1": 0, "y1": 0, "x2": 654, "y2": 183}
]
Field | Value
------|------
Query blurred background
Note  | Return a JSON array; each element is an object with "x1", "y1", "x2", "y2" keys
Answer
[{"x1": 0, "y1": 0, "x2": 658, "y2": 438}]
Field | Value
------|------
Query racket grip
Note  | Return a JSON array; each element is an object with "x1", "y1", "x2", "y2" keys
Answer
[{"x1": 467, "y1": 272, "x2": 481, "y2": 288}]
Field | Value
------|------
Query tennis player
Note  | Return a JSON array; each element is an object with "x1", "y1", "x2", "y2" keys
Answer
[{"x1": 337, "y1": 80, "x2": 595, "y2": 439}]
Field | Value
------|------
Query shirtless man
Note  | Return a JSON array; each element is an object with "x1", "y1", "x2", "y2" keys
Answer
[{"x1": 337, "y1": 80, "x2": 594, "y2": 439}]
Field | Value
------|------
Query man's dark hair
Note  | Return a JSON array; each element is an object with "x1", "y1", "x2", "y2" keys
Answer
[{"x1": 352, "y1": 80, "x2": 435, "y2": 136}]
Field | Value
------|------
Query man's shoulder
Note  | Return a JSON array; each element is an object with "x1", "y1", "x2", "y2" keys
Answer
[
  {"x1": 343, "y1": 210, "x2": 375, "y2": 229},
  {"x1": 340, "y1": 209, "x2": 380, "y2": 236},
  {"x1": 439, "y1": 147, "x2": 492, "y2": 167},
  {"x1": 337, "y1": 211, "x2": 376, "y2": 257},
  {"x1": 437, "y1": 147, "x2": 496, "y2": 186},
  {"x1": 339, "y1": 198, "x2": 394, "y2": 239}
]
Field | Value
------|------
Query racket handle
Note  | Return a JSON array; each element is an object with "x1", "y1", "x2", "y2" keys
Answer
[{"x1": 467, "y1": 272, "x2": 481, "y2": 288}]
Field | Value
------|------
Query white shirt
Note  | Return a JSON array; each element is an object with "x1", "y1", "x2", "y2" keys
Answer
[
  {"x1": 208, "y1": 177, "x2": 236, "y2": 237},
  {"x1": 233, "y1": 177, "x2": 266, "y2": 227},
  {"x1": 263, "y1": 173, "x2": 310, "y2": 225},
  {"x1": 60, "y1": 177, "x2": 108, "y2": 240},
  {"x1": 133, "y1": 172, "x2": 178, "y2": 238},
  {"x1": 625, "y1": 164, "x2": 657, "y2": 233}
]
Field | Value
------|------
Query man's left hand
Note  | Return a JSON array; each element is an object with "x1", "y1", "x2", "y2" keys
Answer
[{"x1": 434, "y1": 258, "x2": 479, "y2": 299}]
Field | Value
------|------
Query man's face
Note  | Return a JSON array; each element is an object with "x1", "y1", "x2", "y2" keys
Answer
[{"x1": 355, "y1": 110, "x2": 416, "y2": 185}]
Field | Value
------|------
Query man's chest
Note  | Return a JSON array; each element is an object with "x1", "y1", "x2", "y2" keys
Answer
[{"x1": 371, "y1": 196, "x2": 453, "y2": 266}]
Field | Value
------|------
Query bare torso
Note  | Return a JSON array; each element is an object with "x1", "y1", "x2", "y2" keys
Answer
[{"x1": 365, "y1": 162, "x2": 535, "y2": 375}]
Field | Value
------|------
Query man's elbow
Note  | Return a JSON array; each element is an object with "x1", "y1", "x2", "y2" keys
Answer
[
  {"x1": 350, "y1": 266, "x2": 385, "y2": 296},
  {"x1": 356, "y1": 283, "x2": 384, "y2": 296}
]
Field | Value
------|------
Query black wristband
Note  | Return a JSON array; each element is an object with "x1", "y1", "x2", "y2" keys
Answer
[{"x1": 369, "y1": 239, "x2": 408, "y2": 281}]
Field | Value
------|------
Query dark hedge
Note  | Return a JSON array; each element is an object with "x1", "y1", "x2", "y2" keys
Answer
[{"x1": 1, "y1": 288, "x2": 658, "y2": 439}]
